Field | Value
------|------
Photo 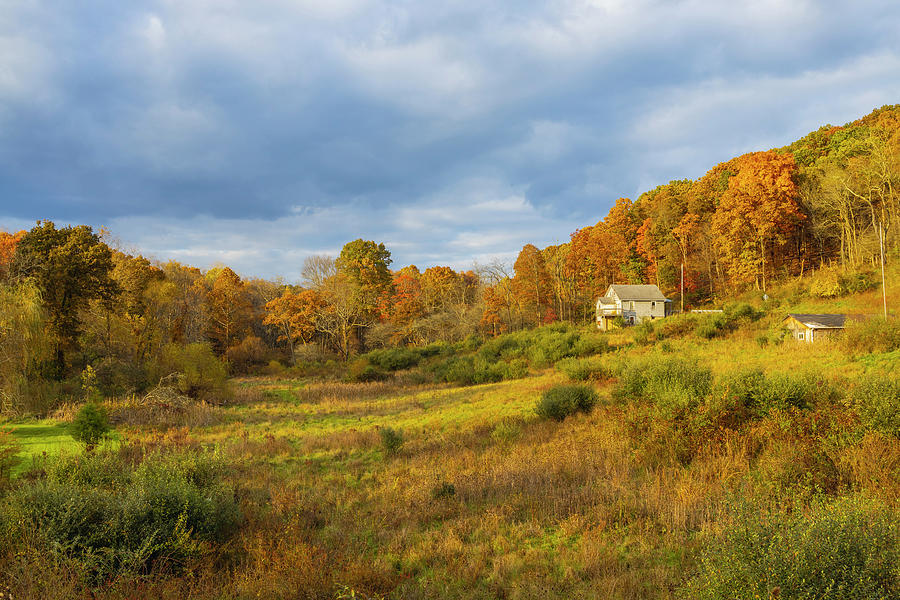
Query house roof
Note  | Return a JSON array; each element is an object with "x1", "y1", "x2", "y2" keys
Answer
[
  {"x1": 784, "y1": 313, "x2": 860, "y2": 329},
  {"x1": 607, "y1": 284, "x2": 669, "y2": 302},
  {"x1": 597, "y1": 297, "x2": 616, "y2": 305}
]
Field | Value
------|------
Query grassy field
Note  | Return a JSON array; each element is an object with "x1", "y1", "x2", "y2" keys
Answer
[{"x1": 1, "y1": 280, "x2": 899, "y2": 598}]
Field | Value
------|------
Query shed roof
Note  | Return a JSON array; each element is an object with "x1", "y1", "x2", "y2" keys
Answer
[
  {"x1": 784, "y1": 313, "x2": 859, "y2": 329},
  {"x1": 607, "y1": 284, "x2": 669, "y2": 302},
  {"x1": 597, "y1": 297, "x2": 616, "y2": 305}
]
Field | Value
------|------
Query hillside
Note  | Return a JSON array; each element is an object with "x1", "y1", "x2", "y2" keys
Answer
[{"x1": 3, "y1": 280, "x2": 899, "y2": 598}]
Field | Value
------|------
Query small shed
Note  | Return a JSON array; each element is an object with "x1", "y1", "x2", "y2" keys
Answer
[{"x1": 782, "y1": 313, "x2": 863, "y2": 342}]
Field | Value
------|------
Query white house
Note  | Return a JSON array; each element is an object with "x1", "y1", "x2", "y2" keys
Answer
[{"x1": 596, "y1": 284, "x2": 671, "y2": 331}]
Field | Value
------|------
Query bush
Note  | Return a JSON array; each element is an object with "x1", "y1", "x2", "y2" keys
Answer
[
  {"x1": 844, "y1": 318, "x2": 900, "y2": 354},
  {"x1": 756, "y1": 372, "x2": 817, "y2": 412},
  {"x1": 93, "y1": 357, "x2": 150, "y2": 396},
  {"x1": 429, "y1": 355, "x2": 526, "y2": 385},
  {"x1": 681, "y1": 497, "x2": 900, "y2": 600},
  {"x1": 154, "y1": 343, "x2": 231, "y2": 402},
  {"x1": 556, "y1": 356, "x2": 612, "y2": 381},
  {"x1": 710, "y1": 369, "x2": 819, "y2": 420},
  {"x1": 225, "y1": 335, "x2": 268, "y2": 374},
  {"x1": 710, "y1": 368, "x2": 768, "y2": 419},
  {"x1": 346, "y1": 359, "x2": 389, "y2": 383},
  {"x1": 659, "y1": 313, "x2": 698, "y2": 338},
  {"x1": 380, "y1": 427, "x2": 404, "y2": 455},
  {"x1": 431, "y1": 481, "x2": 456, "y2": 500},
  {"x1": 1, "y1": 448, "x2": 241, "y2": 578},
  {"x1": 0, "y1": 429, "x2": 19, "y2": 492},
  {"x1": 364, "y1": 348, "x2": 421, "y2": 371},
  {"x1": 851, "y1": 373, "x2": 900, "y2": 438},
  {"x1": 809, "y1": 269, "x2": 878, "y2": 298},
  {"x1": 633, "y1": 320, "x2": 659, "y2": 346},
  {"x1": 535, "y1": 384, "x2": 598, "y2": 421},
  {"x1": 70, "y1": 402, "x2": 112, "y2": 450},
  {"x1": 616, "y1": 358, "x2": 712, "y2": 418},
  {"x1": 723, "y1": 302, "x2": 764, "y2": 322}
]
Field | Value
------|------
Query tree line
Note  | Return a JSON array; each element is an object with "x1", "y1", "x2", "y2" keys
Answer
[{"x1": 1, "y1": 104, "x2": 898, "y2": 409}]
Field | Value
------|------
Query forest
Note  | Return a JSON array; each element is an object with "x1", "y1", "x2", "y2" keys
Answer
[
  {"x1": 2, "y1": 105, "x2": 899, "y2": 409},
  {"x1": 0, "y1": 105, "x2": 898, "y2": 600}
]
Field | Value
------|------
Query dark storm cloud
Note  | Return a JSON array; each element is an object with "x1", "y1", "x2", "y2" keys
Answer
[{"x1": 1, "y1": 1, "x2": 900, "y2": 278}]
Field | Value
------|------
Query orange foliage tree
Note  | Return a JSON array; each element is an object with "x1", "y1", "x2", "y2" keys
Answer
[
  {"x1": 711, "y1": 151, "x2": 803, "y2": 291},
  {"x1": 206, "y1": 267, "x2": 253, "y2": 353},
  {"x1": 264, "y1": 288, "x2": 325, "y2": 364},
  {"x1": 0, "y1": 230, "x2": 24, "y2": 281},
  {"x1": 512, "y1": 244, "x2": 553, "y2": 326}
]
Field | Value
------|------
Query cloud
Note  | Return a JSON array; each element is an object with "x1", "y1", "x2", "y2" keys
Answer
[{"x1": 1, "y1": 1, "x2": 899, "y2": 277}]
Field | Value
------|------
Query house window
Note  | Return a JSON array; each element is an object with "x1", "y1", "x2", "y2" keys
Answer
[
  {"x1": 798, "y1": 331, "x2": 805, "y2": 341},
  {"x1": 652, "y1": 301, "x2": 656, "y2": 307}
]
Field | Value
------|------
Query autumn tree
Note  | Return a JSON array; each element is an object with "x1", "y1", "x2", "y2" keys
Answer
[
  {"x1": 379, "y1": 267, "x2": 424, "y2": 343},
  {"x1": 512, "y1": 244, "x2": 554, "y2": 326},
  {"x1": 264, "y1": 288, "x2": 325, "y2": 364},
  {"x1": 302, "y1": 255, "x2": 338, "y2": 289},
  {"x1": 11, "y1": 221, "x2": 117, "y2": 374},
  {"x1": 336, "y1": 239, "x2": 393, "y2": 318},
  {"x1": 206, "y1": 267, "x2": 253, "y2": 353},
  {"x1": 420, "y1": 266, "x2": 462, "y2": 313},
  {"x1": 480, "y1": 285, "x2": 510, "y2": 336},
  {"x1": 315, "y1": 273, "x2": 368, "y2": 359},
  {"x1": 711, "y1": 151, "x2": 803, "y2": 291},
  {"x1": 0, "y1": 230, "x2": 24, "y2": 282},
  {"x1": 0, "y1": 282, "x2": 51, "y2": 412}
]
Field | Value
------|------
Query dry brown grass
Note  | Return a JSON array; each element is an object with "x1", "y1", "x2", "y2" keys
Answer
[{"x1": 4, "y1": 351, "x2": 898, "y2": 600}]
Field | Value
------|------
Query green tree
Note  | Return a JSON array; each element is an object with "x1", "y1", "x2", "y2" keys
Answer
[
  {"x1": 336, "y1": 239, "x2": 393, "y2": 317},
  {"x1": 11, "y1": 221, "x2": 117, "y2": 375}
]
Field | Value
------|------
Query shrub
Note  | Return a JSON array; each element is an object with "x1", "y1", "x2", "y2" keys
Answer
[
  {"x1": 851, "y1": 373, "x2": 900, "y2": 438},
  {"x1": 154, "y1": 343, "x2": 231, "y2": 402},
  {"x1": 756, "y1": 372, "x2": 817, "y2": 412},
  {"x1": 616, "y1": 358, "x2": 712, "y2": 418},
  {"x1": 380, "y1": 427, "x2": 404, "y2": 456},
  {"x1": 843, "y1": 318, "x2": 900, "y2": 354},
  {"x1": 2, "y1": 448, "x2": 241, "y2": 578},
  {"x1": 226, "y1": 335, "x2": 268, "y2": 374},
  {"x1": 431, "y1": 481, "x2": 456, "y2": 500},
  {"x1": 490, "y1": 418, "x2": 522, "y2": 445},
  {"x1": 70, "y1": 402, "x2": 112, "y2": 451},
  {"x1": 93, "y1": 357, "x2": 150, "y2": 396},
  {"x1": 429, "y1": 355, "x2": 526, "y2": 385},
  {"x1": 723, "y1": 302, "x2": 764, "y2": 322},
  {"x1": 711, "y1": 369, "x2": 819, "y2": 420},
  {"x1": 0, "y1": 429, "x2": 19, "y2": 492},
  {"x1": 556, "y1": 357, "x2": 612, "y2": 381},
  {"x1": 659, "y1": 313, "x2": 698, "y2": 338},
  {"x1": 643, "y1": 359, "x2": 712, "y2": 418},
  {"x1": 840, "y1": 271, "x2": 878, "y2": 294},
  {"x1": 364, "y1": 348, "x2": 421, "y2": 371},
  {"x1": 711, "y1": 368, "x2": 768, "y2": 418},
  {"x1": 346, "y1": 359, "x2": 389, "y2": 383},
  {"x1": 535, "y1": 384, "x2": 598, "y2": 421},
  {"x1": 633, "y1": 320, "x2": 659, "y2": 346},
  {"x1": 681, "y1": 496, "x2": 900, "y2": 600},
  {"x1": 809, "y1": 269, "x2": 878, "y2": 298}
]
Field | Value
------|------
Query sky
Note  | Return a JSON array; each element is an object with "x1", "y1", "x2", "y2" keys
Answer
[{"x1": 1, "y1": 0, "x2": 900, "y2": 282}]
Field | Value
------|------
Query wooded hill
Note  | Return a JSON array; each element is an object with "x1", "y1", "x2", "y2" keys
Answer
[{"x1": 1, "y1": 105, "x2": 898, "y2": 410}]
